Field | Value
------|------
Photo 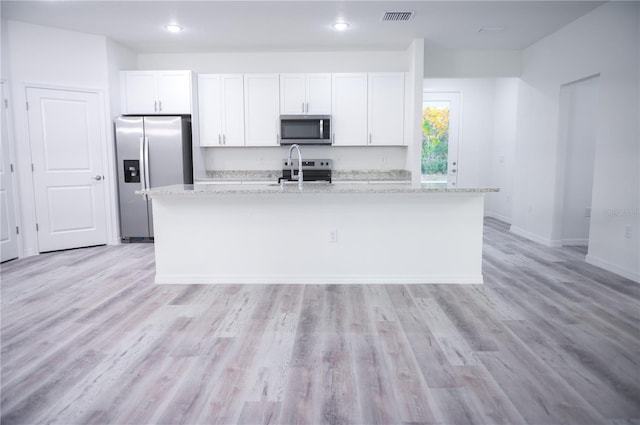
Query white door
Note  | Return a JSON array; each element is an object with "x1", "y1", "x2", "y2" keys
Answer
[
  {"x1": 220, "y1": 74, "x2": 245, "y2": 146},
  {"x1": 331, "y1": 73, "x2": 368, "y2": 146},
  {"x1": 122, "y1": 71, "x2": 157, "y2": 114},
  {"x1": 306, "y1": 73, "x2": 332, "y2": 114},
  {"x1": 280, "y1": 74, "x2": 306, "y2": 114},
  {"x1": 422, "y1": 92, "x2": 461, "y2": 188},
  {"x1": 1, "y1": 82, "x2": 19, "y2": 262},
  {"x1": 368, "y1": 73, "x2": 405, "y2": 146},
  {"x1": 198, "y1": 74, "x2": 224, "y2": 146},
  {"x1": 157, "y1": 70, "x2": 192, "y2": 114},
  {"x1": 26, "y1": 87, "x2": 107, "y2": 252},
  {"x1": 244, "y1": 74, "x2": 279, "y2": 146}
]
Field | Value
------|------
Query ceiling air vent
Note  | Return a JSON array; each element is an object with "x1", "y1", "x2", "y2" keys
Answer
[{"x1": 381, "y1": 11, "x2": 415, "y2": 22}]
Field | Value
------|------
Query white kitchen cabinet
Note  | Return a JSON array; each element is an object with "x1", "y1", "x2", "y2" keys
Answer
[
  {"x1": 368, "y1": 72, "x2": 405, "y2": 146},
  {"x1": 244, "y1": 74, "x2": 280, "y2": 146},
  {"x1": 198, "y1": 74, "x2": 244, "y2": 147},
  {"x1": 331, "y1": 73, "x2": 368, "y2": 146},
  {"x1": 121, "y1": 70, "x2": 192, "y2": 114},
  {"x1": 280, "y1": 73, "x2": 331, "y2": 114}
]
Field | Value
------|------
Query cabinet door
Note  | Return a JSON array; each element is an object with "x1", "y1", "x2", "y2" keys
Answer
[
  {"x1": 220, "y1": 74, "x2": 245, "y2": 146},
  {"x1": 122, "y1": 71, "x2": 157, "y2": 114},
  {"x1": 331, "y1": 73, "x2": 368, "y2": 146},
  {"x1": 157, "y1": 70, "x2": 192, "y2": 114},
  {"x1": 306, "y1": 73, "x2": 331, "y2": 114},
  {"x1": 368, "y1": 73, "x2": 405, "y2": 146},
  {"x1": 244, "y1": 74, "x2": 280, "y2": 146},
  {"x1": 198, "y1": 75, "x2": 223, "y2": 146},
  {"x1": 280, "y1": 74, "x2": 306, "y2": 114}
]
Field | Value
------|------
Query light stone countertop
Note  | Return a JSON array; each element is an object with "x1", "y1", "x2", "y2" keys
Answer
[
  {"x1": 141, "y1": 182, "x2": 499, "y2": 197},
  {"x1": 200, "y1": 169, "x2": 413, "y2": 183}
]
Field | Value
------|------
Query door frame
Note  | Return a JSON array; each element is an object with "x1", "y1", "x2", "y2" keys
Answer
[
  {"x1": 13, "y1": 82, "x2": 118, "y2": 256},
  {"x1": 422, "y1": 91, "x2": 462, "y2": 188},
  {"x1": 1, "y1": 79, "x2": 22, "y2": 261},
  {"x1": 552, "y1": 74, "x2": 600, "y2": 247}
]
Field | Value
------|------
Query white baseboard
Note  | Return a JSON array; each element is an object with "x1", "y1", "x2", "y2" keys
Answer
[
  {"x1": 509, "y1": 226, "x2": 562, "y2": 247},
  {"x1": 21, "y1": 248, "x2": 39, "y2": 258},
  {"x1": 154, "y1": 273, "x2": 485, "y2": 285},
  {"x1": 484, "y1": 211, "x2": 512, "y2": 224},
  {"x1": 585, "y1": 254, "x2": 640, "y2": 283},
  {"x1": 561, "y1": 238, "x2": 589, "y2": 246}
]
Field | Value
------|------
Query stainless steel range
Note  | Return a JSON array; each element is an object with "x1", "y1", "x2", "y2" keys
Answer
[{"x1": 281, "y1": 158, "x2": 332, "y2": 183}]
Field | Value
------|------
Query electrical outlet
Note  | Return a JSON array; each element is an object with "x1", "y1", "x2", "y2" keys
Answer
[
  {"x1": 329, "y1": 229, "x2": 338, "y2": 243},
  {"x1": 624, "y1": 225, "x2": 632, "y2": 239}
]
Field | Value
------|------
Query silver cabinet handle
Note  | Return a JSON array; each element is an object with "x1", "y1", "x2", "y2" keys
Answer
[
  {"x1": 158, "y1": 100, "x2": 162, "y2": 111},
  {"x1": 218, "y1": 134, "x2": 222, "y2": 145},
  {"x1": 92, "y1": 175, "x2": 102, "y2": 181},
  {"x1": 301, "y1": 102, "x2": 305, "y2": 113},
  {"x1": 223, "y1": 134, "x2": 226, "y2": 145},
  {"x1": 153, "y1": 101, "x2": 157, "y2": 112},
  {"x1": 306, "y1": 102, "x2": 309, "y2": 113},
  {"x1": 368, "y1": 133, "x2": 372, "y2": 144}
]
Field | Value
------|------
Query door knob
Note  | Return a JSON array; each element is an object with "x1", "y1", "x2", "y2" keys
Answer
[{"x1": 92, "y1": 175, "x2": 103, "y2": 181}]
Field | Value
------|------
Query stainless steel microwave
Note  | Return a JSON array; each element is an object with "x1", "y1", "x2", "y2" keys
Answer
[{"x1": 279, "y1": 115, "x2": 331, "y2": 145}]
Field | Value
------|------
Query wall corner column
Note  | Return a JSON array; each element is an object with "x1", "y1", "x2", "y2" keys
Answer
[{"x1": 405, "y1": 38, "x2": 424, "y2": 186}]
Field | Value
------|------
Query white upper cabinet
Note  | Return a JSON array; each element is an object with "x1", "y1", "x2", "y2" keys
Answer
[
  {"x1": 244, "y1": 74, "x2": 280, "y2": 146},
  {"x1": 198, "y1": 74, "x2": 245, "y2": 147},
  {"x1": 280, "y1": 73, "x2": 331, "y2": 115},
  {"x1": 368, "y1": 72, "x2": 405, "y2": 146},
  {"x1": 121, "y1": 70, "x2": 192, "y2": 115},
  {"x1": 331, "y1": 73, "x2": 368, "y2": 146}
]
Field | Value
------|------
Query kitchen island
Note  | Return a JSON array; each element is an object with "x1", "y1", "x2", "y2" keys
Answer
[{"x1": 141, "y1": 182, "x2": 498, "y2": 284}]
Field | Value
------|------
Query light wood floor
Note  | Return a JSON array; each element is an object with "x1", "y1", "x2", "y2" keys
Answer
[{"x1": 1, "y1": 218, "x2": 639, "y2": 425}]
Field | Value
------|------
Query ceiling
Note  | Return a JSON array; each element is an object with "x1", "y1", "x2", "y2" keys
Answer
[{"x1": 1, "y1": 1, "x2": 606, "y2": 53}]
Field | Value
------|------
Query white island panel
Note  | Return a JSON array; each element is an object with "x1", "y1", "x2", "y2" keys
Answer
[{"x1": 150, "y1": 188, "x2": 488, "y2": 284}]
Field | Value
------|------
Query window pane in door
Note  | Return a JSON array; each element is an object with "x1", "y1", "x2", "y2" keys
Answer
[{"x1": 422, "y1": 101, "x2": 450, "y2": 183}]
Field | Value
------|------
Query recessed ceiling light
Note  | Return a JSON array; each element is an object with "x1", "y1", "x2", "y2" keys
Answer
[
  {"x1": 165, "y1": 24, "x2": 183, "y2": 33},
  {"x1": 332, "y1": 22, "x2": 350, "y2": 31}
]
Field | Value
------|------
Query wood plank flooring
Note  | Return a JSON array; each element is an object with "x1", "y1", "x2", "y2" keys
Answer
[{"x1": 1, "y1": 217, "x2": 639, "y2": 425}]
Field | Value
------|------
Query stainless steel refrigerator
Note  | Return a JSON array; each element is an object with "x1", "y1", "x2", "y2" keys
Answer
[{"x1": 115, "y1": 116, "x2": 193, "y2": 241}]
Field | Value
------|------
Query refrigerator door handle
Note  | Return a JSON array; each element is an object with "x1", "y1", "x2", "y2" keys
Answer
[
  {"x1": 143, "y1": 136, "x2": 151, "y2": 193},
  {"x1": 139, "y1": 137, "x2": 148, "y2": 199}
]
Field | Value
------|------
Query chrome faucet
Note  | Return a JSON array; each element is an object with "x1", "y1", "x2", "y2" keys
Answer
[{"x1": 286, "y1": 144, "x2": 304, "y2": 190}]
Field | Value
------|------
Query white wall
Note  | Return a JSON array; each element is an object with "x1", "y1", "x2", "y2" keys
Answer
[
  {"x1": 1, "y1": 19, "x2": 10, "y2": 80},
  {"x1": 140, "y1": 49, "x2": 412, "y2": 173},
  {"x1": 424, "y1": 49, "x2": 521, "y2": 78},
  {"x1": 6, "y1": 21, "x2": 119, "y2": 256},
  {"x1": 138, "y1": 50, "x2": 408, "y2": 74},
  {"x1": 106, "y1": 39, "x2": 137, "y2": 119},
  {"x1": 511, "y1": 2, "x2": 640, "y2": 282},
  {"x1": 406, "y1": 38, "x2": 425, "y2": 185},
  {"x1": 488, "y1": 79, "x2": 518, "y2": 223}
]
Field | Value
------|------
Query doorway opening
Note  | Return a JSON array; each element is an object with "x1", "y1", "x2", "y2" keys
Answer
[
  {"x1": 556, "y1": 75, "x2": 599, "y2": 247},
  {"x1": 422, "y1": 92, "x2": 460, "y2": 187}
]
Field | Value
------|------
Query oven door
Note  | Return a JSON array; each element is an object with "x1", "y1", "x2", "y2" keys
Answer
[{"x1": 280, "y1": 115, "x2": 331, "y2": 145}]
